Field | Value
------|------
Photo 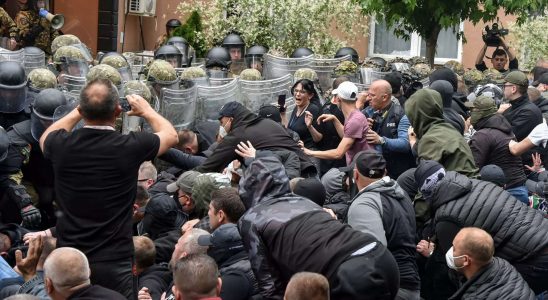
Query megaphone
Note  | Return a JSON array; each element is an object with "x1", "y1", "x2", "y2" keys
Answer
[{"x1": 39, "y1": 9, "x2": 64, "y2": 30}]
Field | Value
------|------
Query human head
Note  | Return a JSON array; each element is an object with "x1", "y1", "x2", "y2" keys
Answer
[
  {"x1": 170, "y1": 229, "x2": 209, "y2": 269},
  {"x1": 429, "y1": 67, "x2": 458, "y2": 92},
  {"x1": 258, "y1": 105, "x2": 282, "y2": 123},
  {"x1": 78, "y1": 79, "x2": 121, "y2": 124},
  {"x1": 166, "y1": 171, "x2": 202, "y2": 213},
  {"x1": 217, "y1": 101, "x2": 244, "y2": 136},
  {"x1": 536, "y1": 73, "x2": 548, "y2": 92},
  {"x1": 503, "y1": 71, "x2": 528, "y2": 101},
  {"x1": 138, "y1": 161, "x2": 157, "y2": 189},
  {"x1": 292, "y1": 79, "x2": 317, "y2": 108},
  {"x1": 414, "y1": 160, "x2": 446, "y2": 200},
  {"x1": 133, "y1": 236, "x2": 156, "y2": 274},
  {"x1": 292, "y1": 178, "x2": 326, "y2": 206},
  {"x1": 465, "y1": 95, "x2": 497, "y2": 126},
  {"x1": 429, "y1": 80, "x2": 455, "y2": 108},
  {"x1": 348, "y1": 150, "x2": 386, "y2": 191},
  {"x1": 448, "y1": 227, "x2": 494, "y2": 279},
  {"x1": 367, "y1": 80, "x2": 392, "y2": 111},
  {"x1": 176, "y1": 129, "x2": 199, "y2": 154},
  {"x1": 172, "y1": 254, "x2": 221, "y2": 300},
  {"x1": 165, "y1": 19, "x2": 182, "y2": 36},
  {"x1": 208, "y1": 187, "x2": 245, "y2": 230},
  {"x1": 86, "y1": 64, "x2": 123, "y2": 87},
  {"x1": 331, "y1": 81, "x2": 358, "y2": 110},
  {"x1": 479, "y1": 164, "x2": 506, "y2": 187},
  {"x1": 44, "y1": 247, "x2": 91, "y2": 299},
  {"x1": 191, "y1": 173, "x2": 231, "y2": 219},
  {"x1": 383, "y1": 72, "x2": 403, "y2": 96},
  {"x1": 222, "y1": 33, "x2": 245, "y2": 60},
  {"x1": 133, "y1": 185, "x2": 149, "y2": 223},
  {"x1": 490, "y1": 49, "x2": 508, "y2": 72},
  {"x1": 284, "y1": 272, "x2": 330, "y2": 300},
  {"x1": 28, "y1": 68, "x2": 57, "y2": 91},
  {"x1": 197, "y1": 223, "x2": 245, "y2": 265}
]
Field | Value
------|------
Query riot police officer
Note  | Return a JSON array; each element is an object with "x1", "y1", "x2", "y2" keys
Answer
[
  {"x1": 155, "y1": 45, "x2": 183, "y2": 69},
  {"x1": 100, "y1": 52, "x2": 133, "y2": 82},
  {"x1": 53, "y1": 45, "x2": 89, "y2": 79},
  {"x1": 205, "y1": 47, "x2": 232, "y2": 78},
  {"x1": 335, "y1": 47, "x2": 359, "y2": 64},
  {"x1": 0, "y1": 61, "x2": 30, "y2": 129},
  {"x1": 15, "y1": 0, "x2": 60, "y2": 55},
  {"x1": 291, "y1": 47, "x2": 314, "y2": 58},
  {"x1": 245, "y1": 45, "x2": 267, "y2": 74},
  {"x1": 167, "y1": 36, "x2": 193, "y2": 67},
  {"x1": 155, "y1": 19, "x2": 181, "y2": 50}
]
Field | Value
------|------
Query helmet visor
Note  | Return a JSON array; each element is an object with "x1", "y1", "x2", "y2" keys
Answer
[
  {"x1": 61, "y1": 59, "x2": 89, "y2": 77},
  {"x1": 0, "y1": 82, "x2": 27, "y2": 113}
]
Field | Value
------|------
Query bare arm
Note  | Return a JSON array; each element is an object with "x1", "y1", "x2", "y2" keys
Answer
[
  {"x1": 317, "y1": 114, "x2": 344, "y2": 139},
  {"x1": 127, "y1": 94, "x2": 178, "y2": 156},
  {"x1": 39, "y1": 108, "x2": 82, "y2": 151},
  {"x1": 509, "y1": 139, "x2": 535, "y2": 156},
  {"x1": 305, "y1": 137, "x2": 354, "y2": 160},
  {"x1": 304, "y1": 111, "x2": 323, "y2": 142},
  {"x1": 500, "y1": 39, "x2": 516, "y2": 61},
  {"x1": 475, "y1": 44, "x2": 488, "y2": 66}
]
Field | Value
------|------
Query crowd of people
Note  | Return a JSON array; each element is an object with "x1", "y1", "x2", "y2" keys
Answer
[{"x1": 1, "y1": 8, "x2": 548, "y2": 300}]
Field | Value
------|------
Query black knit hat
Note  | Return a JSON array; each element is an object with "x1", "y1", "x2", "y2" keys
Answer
[
  {"x1": 293, "y1": 178, "x2": 326, "y2": 206},
  {"x1": 429, "y1": 68, "x2": 458, "y2": 92},
  {"x1": 414, "y1": 160, "x2": 445, "y2": 197},
  {"x1": 480, "y1": 164, "x2": 506, "y2": 187}
]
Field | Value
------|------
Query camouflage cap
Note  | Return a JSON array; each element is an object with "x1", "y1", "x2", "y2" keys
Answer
[
  {"x1": 362, "y1": 57, "x2": 386, "y2": 69},
  {"x1": 412, "y1": 63, "x2": 432, "y2": 79},
  {"x1": 463, "y1": 69, "x2": 485, "y2": 86},
  {"x1": 444, "y1": 60, "x2": 464, "y2": 76},
  {"x1": 180, "y1": 66, "x2": 207, "y2": 80},
  {"x1": 409, "y1": 56, "x2": 429, "y2": 66},
  {"x1": 483, "y1": 68, "x2": 504, "y2": 84},
  {"x1": 123, "y1": 80, "x2": 152, "y2": 103},
  {"x1": 53, "y1": 45, "x2": 85, "y2": 64},
  {"x1": 28, "y1": 68, "x2": 57, "y2": 90},
  {"x1": 239, "y1": 68, "x2": 262, "y2": 81},
  {"x1": 294, "y1": 68, "x2": 318, "y2": 82},
  {"x1": 147, "y1": 59, "x2": 178, "y2": 83},
  {"x1": 86, "y1": 64, "x2": 123, "y2": 86},
  {"x1": 101, "y1": 55, "x2": 129, "y2": 69},
  {"x1": 191, "y1": 173, "x2": 231, "y2": 216},
  {"x1": 51, "y1": 34, "x2": 81, "y2": 55},
  {"x1": 334, "y1": 61, "x2": 358, "y2": 76}
]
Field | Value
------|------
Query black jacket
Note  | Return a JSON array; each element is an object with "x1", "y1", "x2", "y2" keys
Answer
[
  {"x1": 469, "y1": 114, "x2": 527, "y2": 188},
  {"x1": 448, "y1": 257, "x2": 535, "y2": 300},
  {"x1": 533, "y1": 96, "x2": 548, "y2": 121},
  {"x1": 503, "y1": 95, "x2": 542, "y2": 141},
  {"x1": 0, "y1": 223, "x2": 29, "y2": 266},
  {"x1": 430, "y1": 171, "x2": 548, "y2": 262},
  {"x1": 138, "y1": 263, "x2": 171, "y2": 300},
  {"x1": 195, "y1": 106, "x2": 316, "y2": 176},
  {"x1": 238, "y1": 157, "x2": 380, "y2": 299},
  {"x1": 444, "y1": 108, "x2": 465, "y2": 134},
  {"x1": 218, "y1": 251, "x2": 261, "y2": 300}
]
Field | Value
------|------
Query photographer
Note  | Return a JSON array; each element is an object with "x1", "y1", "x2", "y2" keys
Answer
[{"x1": 475, "y1": 25, "x2": 518, "y2": 73}]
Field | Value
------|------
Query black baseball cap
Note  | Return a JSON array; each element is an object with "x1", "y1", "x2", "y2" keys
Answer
[
  {"x1": 197, "y1": 223, "x2": 244, "y2": 252},
  {"x1": 218, "y1": 101, "x2": 243, "y2": 119},
  {"x1": 258, "y1": 105, "x2": 282, "y2": 123},
  {"x1": 341, "y1": 150, "x2": 386, "y2": 178}
]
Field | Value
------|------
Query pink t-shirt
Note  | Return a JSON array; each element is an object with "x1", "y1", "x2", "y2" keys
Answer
[{"x1": 344, "y1": 110, "x2": 373, "y2": 164}]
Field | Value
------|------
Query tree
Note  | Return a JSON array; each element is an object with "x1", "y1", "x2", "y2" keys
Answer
[
  {"x1": 509, "y1": 13, "x2": 548, "y2": 70},
  {"x1": 354, "y1": 0, "x2": 546, "y2": 66}
]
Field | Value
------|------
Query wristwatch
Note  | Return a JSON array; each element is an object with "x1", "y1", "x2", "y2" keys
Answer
[{"x1": 379, "y1": 137, "x2": 386, "y2": 145}]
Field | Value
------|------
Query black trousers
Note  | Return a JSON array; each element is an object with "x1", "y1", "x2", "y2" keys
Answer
[
  {"x1": 330, "y1": 244, "x2": 400, "y2": 300},
  {"x1": 90, "y1": 257, "x2": 137, "y2": 300}
]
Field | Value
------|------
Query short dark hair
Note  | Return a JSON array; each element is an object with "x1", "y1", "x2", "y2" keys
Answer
[
  {"x1": 516, "y1": 84, "x2": 528, "y2": 95},
  {"x1": 177, "y1": 129, "x2": 196, "y2": 149},
  {"x1": 135, "y1": 185, "x2": 150, "y2": 207},
  {"x1": 133, "y1": 236, "x2": 156, "y2": 270},
  {"x1": 79, "y1": 79, "x2": 119, "y2": 122},
  {"x1": 492, "y1": 49, "x2": 507, "y2": 58},
  {"x1": 292, "y1": 79, "x2": 318, "y2": 98},
  {"x1": 173, "y1": 254, "x2": 219, "y2": 299},
  {"x1": 210, "y1": 188, "x2": 245, "y2": 223}
]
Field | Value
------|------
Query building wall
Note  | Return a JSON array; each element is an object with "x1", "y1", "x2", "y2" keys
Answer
[{"x1": 54, "y1": 0, "x2": 99, "y2": 55}]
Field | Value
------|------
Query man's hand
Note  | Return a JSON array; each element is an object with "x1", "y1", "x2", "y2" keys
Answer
[
  {"x1": 23, "y1": 230, "x2": 49, "y2": 245},
  {"x1": 366, "y1": 129, "x2": 382, "y2": 145},
  {"x1": 126, "y1": 94, "x2": 154, "y2": 118},
  {"x1": 235, "y1": 141, "x2": 256, "y2": 158},
  {"x1": 323, "y1": 208, "x2": 337, "y2": 220},
  {"x1": 525, "y1": 153, "x2": 543, "y2": 173},
  {"x1": 317, "y1": 114, "x2": 337, "y2": 124},
  {"x1": 8, "y1": 38, "x2": 17, "y2": 50},
  {"x1": 20, "y1": 205, "x2": 41, "y2": 229},
  {"x1": 416, "y1": 239, "x2": 435, "y2": 258},
  {"x1": 498, "y1": 103, "x2": 511, "y2": 113},
  {"x1": 408, "y1": 126, "x2": 417, "y2": 147},
  {"x1": 15, "y1": 235, "x2": 43, "y2": 282},
  {"x1": 138, "y1": 287, "x2": 153, "y2": 300},
  {"x1": 181, "y1": 219, "x2": 200, "y2": 233}
]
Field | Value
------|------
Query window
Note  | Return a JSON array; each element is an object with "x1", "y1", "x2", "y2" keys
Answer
[{"x1": 369, "y1": 20, "x2": 463, "y2": 64}]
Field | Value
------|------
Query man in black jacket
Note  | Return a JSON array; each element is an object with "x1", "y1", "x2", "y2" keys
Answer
[
  {"x1": 415, "y1": 160, "x2": 548, "y2": 294},
  {"x1": 447, "y1": 227, "x2": 535, "y2": 300},
  {"x1": 238, "y1": 156, "x2": 399, "y2": 300},
  {"x1": 466, "y1": 96, "x2": 528, "y2": 204},
  {"x1": 430, "y1": 80, "x2": 465, "y2": 134},
  {"x1": 195, "y1": 102, "x2": 316, "y2": 176}
]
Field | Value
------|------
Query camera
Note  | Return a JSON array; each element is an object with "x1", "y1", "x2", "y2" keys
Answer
[{"x1": 482, "y1": 23, "x2": 509, "y2": 47}]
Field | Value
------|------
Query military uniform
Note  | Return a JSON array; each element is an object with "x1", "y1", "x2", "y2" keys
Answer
[
  {"x1": 15, "y1": 10, "x2": 59, "y2": 55},
  {"x1": 0, "y1": 7, "x2": 18, "y2": 40}
]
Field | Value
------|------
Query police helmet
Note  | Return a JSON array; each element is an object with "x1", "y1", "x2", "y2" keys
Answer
[
  {"x1": 335, "y1": 47, "x2": 359, "y2": 64},
  {"x1": 205, "y1": 47, "x2": 231, "y2": 69},
  {"x1": 291, "y1": 47, "x2": 314, "y2": 58}
]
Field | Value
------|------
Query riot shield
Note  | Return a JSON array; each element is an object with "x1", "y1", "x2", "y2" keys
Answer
[
  {"x1": 360, "y1": 67, "x2": 391, "y2": 85},
  {"x1": 209, "y1": 77, "x2": 235, "y2": 87},
  {"x1": 355, "y1": 83, "x2": 369, "y2": 92},
  {"x1": 263, "y1": 54, "x2": 313, "y2": 80},
  {"x1": 196, "y1": 78, "x2": 242, "y2": 123},
  {"x1": 23, "y1": 49, "x2": 45, "y2": 75},
  {"x1": 159, "y1": 81, "x2": 198, "y2": 130},
  {"x1": 419, "y1": 77, "x2": 430, "y2": 87},
  {"x1": 52, "y1": 95, "x2": 84, "y2": 131},
  {"x1": 230, "y1": 59, "x2": 246, "y2": 76},
  {"x1": 0, "y1": 48, "x2": 24, "y2": 66},
  {"x1": 239, "y1": 74, "x2": 293, "y2": 113},
  {"x1": 310, "y1": 55, "x2": 351, "y2": 94},
  {"x1": 191, "y1": 58, "x2": 205, "y2": 67},
  {"x1": 58, "y1": 74, "x2": 86, "y2": 94}
]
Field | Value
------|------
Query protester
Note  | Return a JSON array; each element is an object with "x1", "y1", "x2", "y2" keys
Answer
[
  {"x1": 171, "y1": 254, "x2": 222, "y2": 300},
  {"x1": 284, "y1": 272, "x2": 329, "y2": 300}
]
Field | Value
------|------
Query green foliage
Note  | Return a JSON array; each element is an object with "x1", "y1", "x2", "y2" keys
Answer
[
  {"x1": 176, "y1": 0, "x2": 368, "y2": 57},
  {"x1": 509, "y1": 14, "x2": 548, "y2": 70},
  {"x1": 172, "y1": 11, "x2": 207, "y2": 57}
]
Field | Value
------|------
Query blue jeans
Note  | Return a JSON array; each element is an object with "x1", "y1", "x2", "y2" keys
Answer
[{"x1": 506, "y1": 185, "x2": 529, "y2": 204}]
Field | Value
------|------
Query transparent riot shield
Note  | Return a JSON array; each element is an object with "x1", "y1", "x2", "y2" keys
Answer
[
  {"x1": 58, "y1": 74, "x2": 86, "y2": 94},
  {"x1": 209, "y1": 77, "x2": 235, "y2": 87},
  {"x1": 360, "y1": 67, "x2": 391, "y2": 85},
  {"x1": 0, "y1": 48, "x2": 24, "y2": 66},
  {"x1": 131, "y1": 64, "x2": 144, "y2": 80},
  {"x1": 230, "y1": 59, "x2": 246, "y2": 76},
  {"x1": 191, "y1": 58, "x2": 205, "y2": 67},
  {"x1": 355, "y1": 83, "x2": 369, "y2": 93},
  {"x1": 72, "y1": 43, "x2": 94, "y2": 63},
  {"x1": 196, "y1": 78, "x2": 242, "y2": 124},
  {"x1": 310, "y1": 55, "x2": 351, "y2": 94},
  {"x1": 159, "y1": 81, "x2": 198, "y2": 131},
  {"x1": 239, "y1": 74, "x2": 293, "y2": 113},
  {"x1": 263, "y1": 54, "x2": 313, "y2": 80},
  {"x1": 23, "y1": 49, "x2": 45, "y2": 75},
  {"x1": 118, "y1": 66, "x2": 133, "y2": 82},
  {"x1": 52, "y1": 96, "x2": 84, "y2": 131}
]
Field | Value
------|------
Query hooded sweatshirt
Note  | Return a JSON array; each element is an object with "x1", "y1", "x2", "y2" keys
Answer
[{"x1": 405, "y1": 89, "x2": 478, "y2": 177}]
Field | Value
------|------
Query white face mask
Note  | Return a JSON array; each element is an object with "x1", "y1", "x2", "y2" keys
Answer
[
  {"x1": 219, "y1": 125, "x2": 228, "y2": 138},
  {"x1": 445, "y1": 246, "x2": 466, "y2": 270}
]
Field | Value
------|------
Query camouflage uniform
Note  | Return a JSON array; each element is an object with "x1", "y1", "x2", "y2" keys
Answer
[
  {"x1": 444, "y1": 60, "x2": 465, "y2": 76},
  {"x1": 101, "y1": 55, "x2": 129, "y2": 69},
  {"x1": 483, "y1": 68, "x2": 504, "y2": 84},
  {"x1": 0, "y1": 7, "x2": 18, "y2": 40},
  {"x1": 51, "y1": 34, "x2": 81, "y2": 54},
  {"x1": 86, "y1": 64, "x2": 123, "y2": 86},
  {"x1": 180, "y1": 66, "x2": 207, "y2": 80},
  {"x1": 53, "y1": 45, "x2": 85, "y2": 63},
  {"x1": 15, "y1": 10, "x2": 59, "y2": 55},
  {"x1": 28, "y1": 68, "x2": 57, "y2": 90},
  {"x1": 239, "y1": 68, "x2": 262, "y2": 81}
]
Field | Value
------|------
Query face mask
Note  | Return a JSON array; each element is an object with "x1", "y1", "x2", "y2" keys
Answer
[
  {"x1": 219, "y1": 125, "x2": 228, "y2": 138},
  {"x1": 445, "y1": 246, "x2": 466, "y2": 270}
]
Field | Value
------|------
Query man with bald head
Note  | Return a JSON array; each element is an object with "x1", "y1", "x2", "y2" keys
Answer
[
  {"x1": 447, "y1": 228, "x2": 535, "y2": 300},
  {"x1": 364, "y1": 79, "x2": 415, "y2": 178},
  {"x1": 43, "y1": 247, "x2": 125, "y2": 299}
]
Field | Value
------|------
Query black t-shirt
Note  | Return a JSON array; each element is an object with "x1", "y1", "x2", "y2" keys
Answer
[
  {"x1": 288, "y1": 103, "x2": 320, "y2": 149},
  {"x1": 43, "y1": 128, "x2": 160, "y2": 262},
  {"x1": 475, "y1": 58, "x2": 519, "y2": 72}
]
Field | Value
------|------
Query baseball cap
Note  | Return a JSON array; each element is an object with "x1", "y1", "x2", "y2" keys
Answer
[
  {"x1": 504, "y1": 71, "x2": 528, "y2": 87},
  {"x1": 218, "y1": 101, "x2": 243, "y2": 119},
  {"x1": 464, "y1": 95, "x2": 496, "y2": 110},
  {"x1": 332, "y1": 81, "x2": 358, "y2": 101},
  {"x1": 258, "y1": 105, "x2": 281, "y2": 123},
  {"x1": 166, "y1": 170, "x2": 201, "y2": 193},
  {"x1": 197, "y1": 223, "x2": 244, "y2": 252},
  {"x1": 341, "y1": 150, "x2": 386, "y2": 178}
]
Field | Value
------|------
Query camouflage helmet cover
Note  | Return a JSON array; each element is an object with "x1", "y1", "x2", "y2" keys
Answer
[
  {"x1": 239, "y1": 68, "x2": 262, "y2": 81},
  {"x1": 51, "y1": 34, "x2": 81, "y2": 54},
  {"x1": 101, "y1": 55, "x2": 130, "y2": 69},
  {"x1": 463, "y1": 69, "x2": 485, "y2": 86},
  {"x1": 411, "y1": 63, "x2": 432, "y2": 79},
  {"x1": 28, "y1": 68, "x2": 57, "y2": 90},
  {"x1": 147, "y1": 59, "x2": 178, "y2": 83},
  {"x1": 483, "y1": 68, "x2": 504, "y2": 83},
  {"x1": 294, "y1": 68, "x2": 318, "y2": 82},
  {"x1": 334, "y1": 61, "x2": 359, "y2": 76},
  {"x1": 444, "y1": 60, "x2": 465, "y2": 76},
  {"x1": 123, "y1": 80, "x2": 152, "y2": 103},
  {"x1": 53, "y1": 45, "x2": 85, "y2": 64},
  {"x1": 86, "y1": 64, "x2": 123, "y2": 86},
  {"x1": 180, "y1": 66, "x2": 207, "y2": 80}
]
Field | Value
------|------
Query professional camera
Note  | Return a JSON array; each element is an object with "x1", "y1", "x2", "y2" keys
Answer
[{"x1": 482, "y1": 23, "x2": 509, "y2": 47}]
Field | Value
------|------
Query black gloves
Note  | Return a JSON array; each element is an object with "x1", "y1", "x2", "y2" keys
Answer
[
  {"x1": 8, "y1": 184, "x2": 42, "y2": 229},
  {"x1": 20, "y1": 205, "x2": 42, "y2": 228}
]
